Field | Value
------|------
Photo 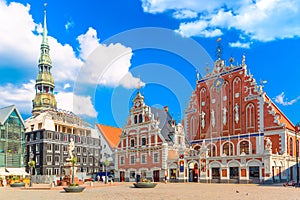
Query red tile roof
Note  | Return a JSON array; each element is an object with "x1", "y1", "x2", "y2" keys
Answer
[{"x1": 96, "y1": 124, "x2": 122, "y2": 149}]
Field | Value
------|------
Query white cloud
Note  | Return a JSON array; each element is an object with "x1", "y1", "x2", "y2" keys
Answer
[
  {"x1": 229, "y1": 41, "x2": 251, "y2": 49},
  {"x1": 274, "y1": 92, "x2": 300, "y2": 106},
  {"x1": 63, "y1": 83, "x2": 71, "y2": 90},
  {"x1": 173, "y1": 9, "x2": 198, "y2": 19},
  {"x1": 77, "y1": 27, "x2": 100, "y2": 60},
  {"x1": 76, "y1": 41, "x2": 145, "y2": 89},
  {"x1": 0, "y1": 80, "x2": 35, "y2": 114},
  {"x1": 176, "y1": 20, "x2": 222, "y2": 38},
  {"x1": 65, "y1": 20, "x2": 74, "y2": 31},
  {"x1": 141, "y1": 0, "x2": 300, "y2": 43},
  {"x1": 55, "y1": 92, "x2": 97, "y2": 117}
]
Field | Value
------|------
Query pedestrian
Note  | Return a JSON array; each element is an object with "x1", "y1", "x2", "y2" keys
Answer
[
  {"x1": 102, "y1": 175, "x2": 105, "y2": 183},
  {"x1": 97, "y1": 175, "x2": 100, "y2": 182},
  {"x1": 164, "y1": 175, "x2": 168, "y2": 184}
]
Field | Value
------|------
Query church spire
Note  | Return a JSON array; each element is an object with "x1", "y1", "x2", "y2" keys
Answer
[
  {"x1": 32, "y1": 4, "x2": 57, "y2": 115},
  {"x1": 42, "y1": 4, "x2": 48, "y2": 45}
]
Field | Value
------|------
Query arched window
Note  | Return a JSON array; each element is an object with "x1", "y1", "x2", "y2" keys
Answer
[
  {"x1": 139, "y1": 114, "x2": 143, "y2": 123},
  {"x1": 246, "y1": 103, "x2": 255, "y2": 132},
  {"x1": 190, "y1": 115, "x2": 197, "y2": 140},
  {"x1": 223, "y1": 142, "x2": 233, "y2": 156},
  {"x1": 134, "y1": 115, "x2": 137, "y2": 124},
  {"x1": 240, "y1": 140, "x2": 250, "y2": 155},
  {"x1": 207, "y1": 144, "x2": 216, "y2": 157},
  {"x1": 290, "y1": 137, "x2": 293, "y2": 156}
]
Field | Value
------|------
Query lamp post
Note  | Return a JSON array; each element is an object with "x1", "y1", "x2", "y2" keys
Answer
[{"x1": 296, "y1": 125, "x2": 300, "y2": 186}]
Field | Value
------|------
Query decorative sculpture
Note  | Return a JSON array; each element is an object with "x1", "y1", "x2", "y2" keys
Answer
[
  {"x1": 265, "y1": 137, "x2": 272, "y2": 150},
  {"x1": 211, "y1": 109, "x2": 215, "y2": 127},
  {"x1": 201, "y1": 111, "x2": 206, "y2": 129},
  {"x1": 68, "y1": 138, "x2": 75, "y2": 160},
  {"x1": 222, "y1": 107, "x2": 227, "y2": 125},
  {"x1": 234, "y1": 103, "x2": 239, "y2": 124}
]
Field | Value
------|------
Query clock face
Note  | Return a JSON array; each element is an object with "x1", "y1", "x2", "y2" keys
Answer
[
  {"x1": 214, "y1": 77, "x2": 224, "y2": 89},
  {"x1": 135, "y1": 101, "x2": 140, "y2": 107}
]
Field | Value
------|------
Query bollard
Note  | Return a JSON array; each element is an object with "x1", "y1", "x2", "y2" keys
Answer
[{"x1": 90, "y1": 181, "x2": 93, "y2": 187}]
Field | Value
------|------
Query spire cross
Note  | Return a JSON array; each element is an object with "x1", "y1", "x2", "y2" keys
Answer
[
  {"x1": 42, "y1": 3, "x2": 48, "y2": 44},
  {"x1": 215, "y1": 37, "x2": 222, "y2": 59}
]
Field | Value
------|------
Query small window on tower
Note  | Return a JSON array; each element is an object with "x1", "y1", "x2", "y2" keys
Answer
[
  {"x1": 139, "y1": 114, "x2": 143, "y2": 123},
  {"x1": 130, "y1": 139, "x2": 135, "y2": 147},
  {"x1": 141, "y1": 138, "x2": 146, "y2": 146},
  {"x1": 134, "y1": 115, "x2": 137, "y2": 124}
]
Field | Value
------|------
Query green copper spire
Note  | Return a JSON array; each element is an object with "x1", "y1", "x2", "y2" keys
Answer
[
  {"x1": 42, "y1": 9, "x2": 48, "y2": 44},
  {"x1": 32, "y1": 5, "x2": 57, "y2": 115}
]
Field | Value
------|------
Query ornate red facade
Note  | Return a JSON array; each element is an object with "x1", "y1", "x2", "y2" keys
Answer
[{"x1": 184, "y1": 55, "x2": 299, "y2": 183}]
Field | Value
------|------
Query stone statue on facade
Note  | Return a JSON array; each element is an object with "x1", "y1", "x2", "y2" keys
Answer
[
  {"x1": 211, "y1": 109, "x2": 215, "y2": 127},
  {"x1": 201, "y1": 111, "x2": 206, "y2": 129},
  {"x1": 234, "y1": 103, "x2": 239, "y2": 124},
  {"x1": 222, "y1": 107, "x2": 227, "y2": 126},
  {"x1": 265, "y1": 137, "x2": 272, "y2": 151}
]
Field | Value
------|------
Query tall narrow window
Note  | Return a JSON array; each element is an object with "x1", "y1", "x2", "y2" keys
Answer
[
  {"x1": 141, "y1": 137, "x2": 146, "y2": 146},
  {"x1": 130, "y1": 139, "x2": 135, "y2": 147},
  {"x1": 240, "y1": 140, "x2": 250, "y2": 155},
  {"x1": 130, "y1": 155, "x2": 135, "y2": 164},
  {"x1": 207, "y1": 144, "x2": 216, "y2": 157},
  {"x1": 134, "y1": 115, "x2": 137, "y2": 124},
  {"x1": 139, "y1": 114, "x2": 143, "y2": 123},
  {"x1": 290, "y1": 138, "x2": 294, "y2": 156},
  {"x1": 223, "y1": 142, "x2": 233, "y2": 156}
]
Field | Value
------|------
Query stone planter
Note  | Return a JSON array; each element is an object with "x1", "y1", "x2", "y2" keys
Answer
[
  {"x1": 133, "y1": 182, "x2": 157, "y2": 188},
  {"x1": 10, "y1": 182, "x2": 26, "y2": 188},
  {"x1": 63, "y1": 186, "x2": 85, "y2": 193}
]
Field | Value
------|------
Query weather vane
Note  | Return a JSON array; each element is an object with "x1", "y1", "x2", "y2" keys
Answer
[{"x1": 215, "y1": 37, "x2": 223, "y2": 59}]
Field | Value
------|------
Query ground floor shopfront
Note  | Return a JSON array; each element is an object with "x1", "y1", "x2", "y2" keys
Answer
[
  {"x1": 166, "y1": 153, "x2": 297, "y2": 184},
  {"x1": 115, "y1": 167, "x2": 167, "y2": 182}
]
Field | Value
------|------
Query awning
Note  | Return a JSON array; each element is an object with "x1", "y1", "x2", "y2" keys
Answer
[{"x1": 6, "y1": 168, "x2": 29, "y2": 176}]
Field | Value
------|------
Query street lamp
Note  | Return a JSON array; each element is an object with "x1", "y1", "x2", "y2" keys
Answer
[{"x1": 295, "y1": 124, "x2": 300, "y2": 187}]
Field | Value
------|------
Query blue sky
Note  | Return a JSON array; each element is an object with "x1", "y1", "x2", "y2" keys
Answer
[{"x1": 0, "y1": 0, "x2": 300, "y2": 128}]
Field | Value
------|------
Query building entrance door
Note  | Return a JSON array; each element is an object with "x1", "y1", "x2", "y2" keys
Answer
[
  {"x1": 249, "y1": 166, "x2": 260, "y2": 183},
  {"x1": 188, "y1": 162, "x2": 198, "y2": 182},
  {"x1": 153, "y1": 170, "x2": 160, "y2": 182},
  {"x1": 212, "y1": 167, "x2": 220, "y2": 182},
  {"x1": 189, "y1": 169, "x2": 194, "y2": 182},
  {"x1": 120, "y1": 171, "x2": 125, "y2": 182}
]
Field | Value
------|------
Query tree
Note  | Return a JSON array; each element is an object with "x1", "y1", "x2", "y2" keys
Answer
[
  {"x1": 70, "y1": 156, "x2": 77, "y2": 185},
  {"x1": 104, "y1": 159, "x2": 110, "y2": 184},
  {"x1": 28, "y1": 160, "x2": 35, "y2": 187}
]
